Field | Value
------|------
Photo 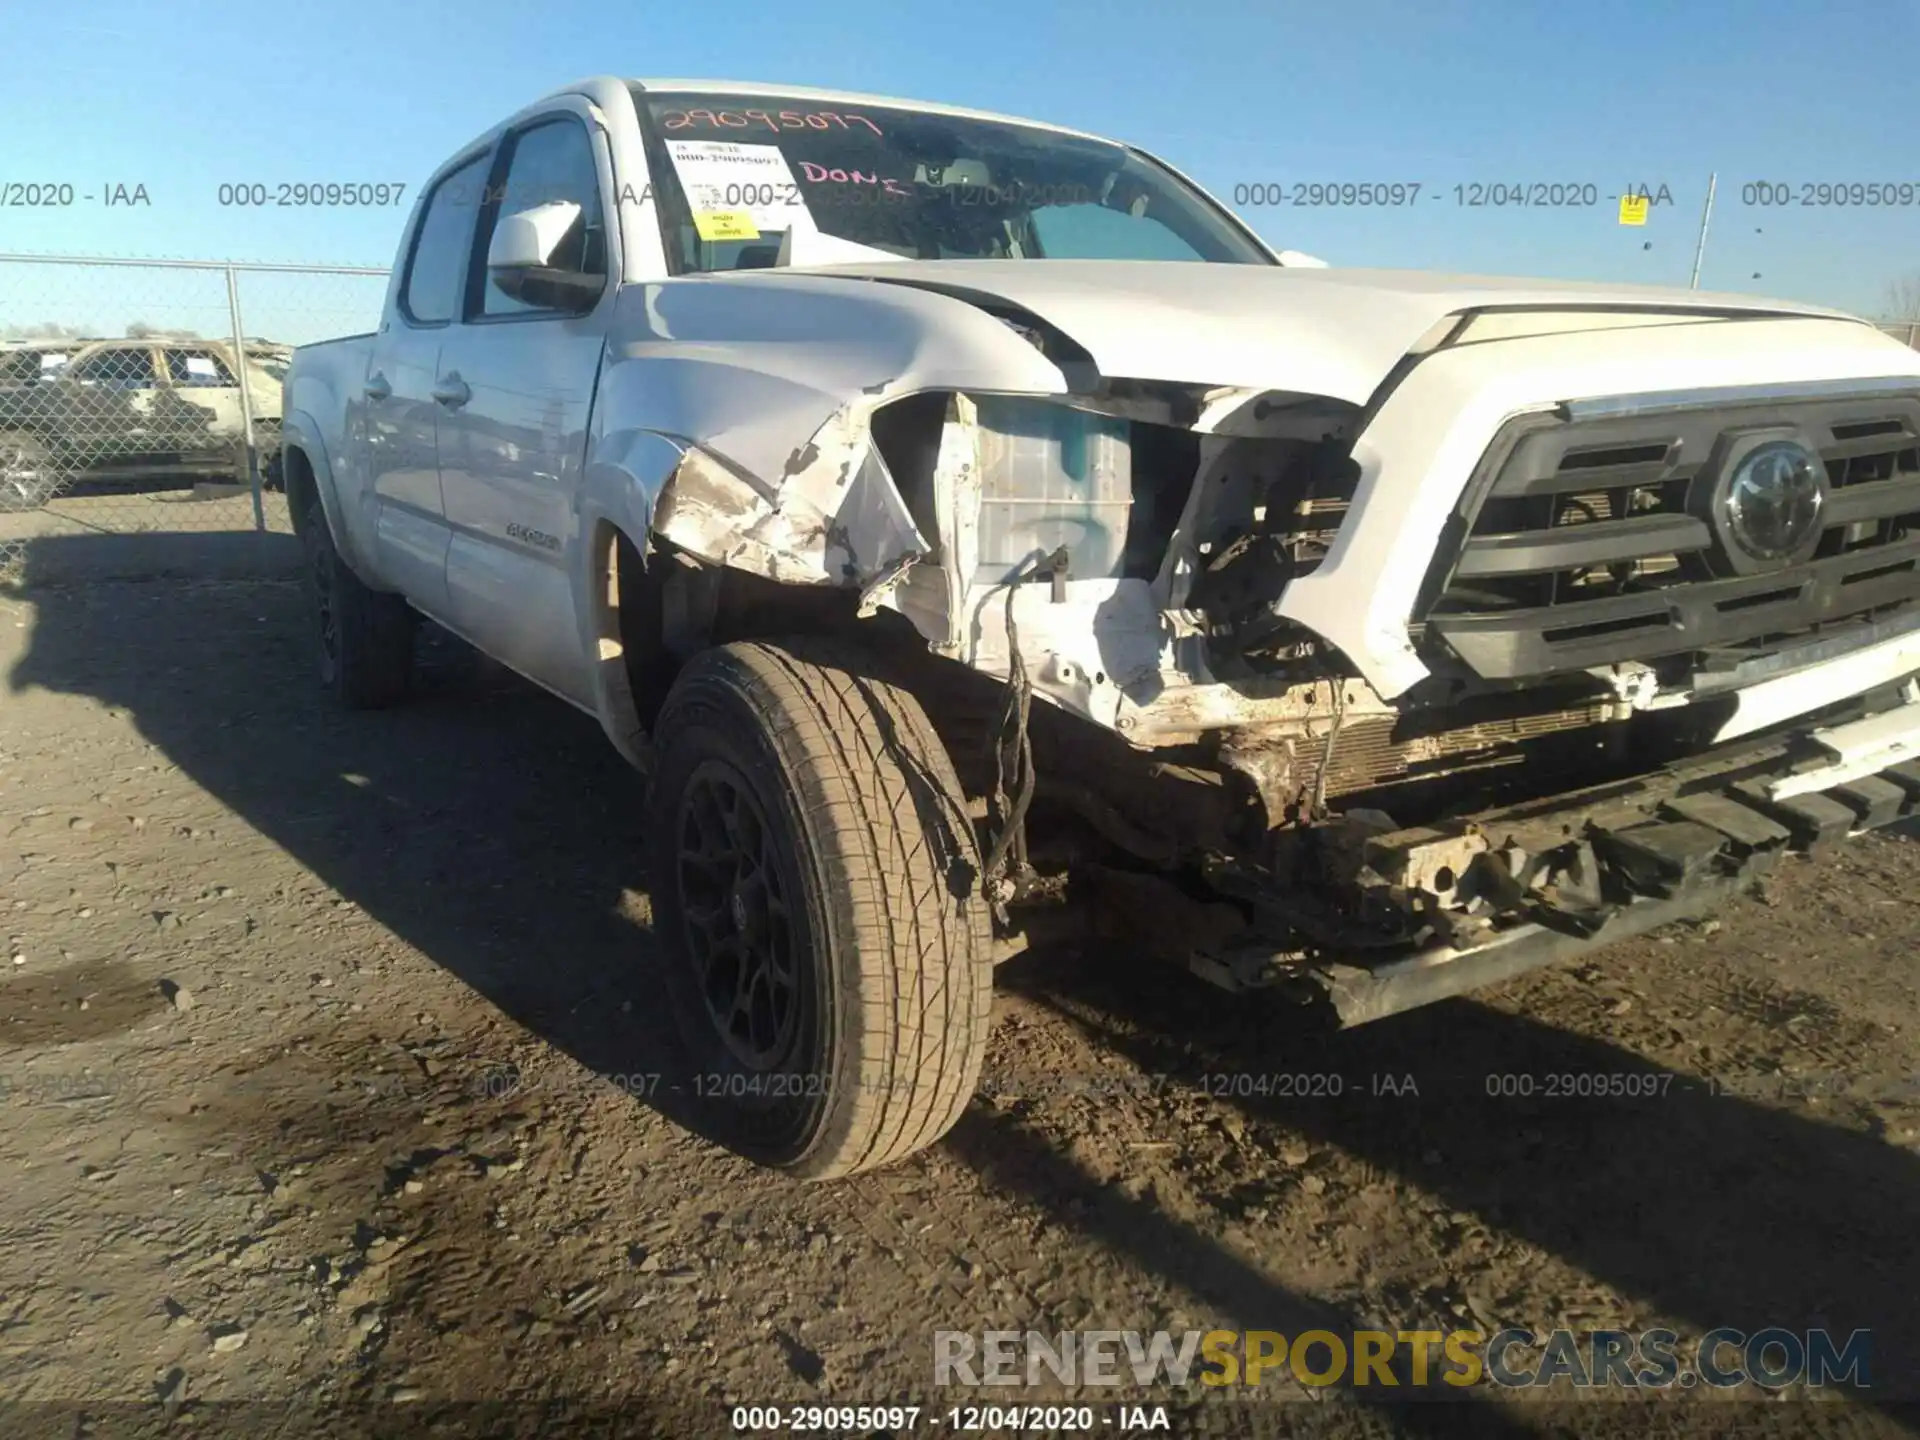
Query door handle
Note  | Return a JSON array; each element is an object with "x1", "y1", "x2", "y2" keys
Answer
[
  {"x1": 431, "y1": 374, "x2": 471, "y2": 409},
  {"x1": 362, "y1": 372, "x2": 392, "y2": 401}
]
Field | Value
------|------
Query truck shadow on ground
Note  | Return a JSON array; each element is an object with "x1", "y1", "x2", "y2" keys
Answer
[
  {"x1": 3, "y1": 545, "x2": 1909, "y2": 1432},
  {"x1": 2, "y1": 546, "x2": 695, "y2": 1115}
]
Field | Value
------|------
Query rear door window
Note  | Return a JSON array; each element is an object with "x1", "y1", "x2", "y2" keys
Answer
[
  {"x1": 402, "y1": 154, "x2": 491, "y2": 325},
  {"x1": 165, "y1": 349, "x2": 238, "y2": 387}
]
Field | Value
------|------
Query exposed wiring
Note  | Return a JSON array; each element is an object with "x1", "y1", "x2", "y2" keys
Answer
[
  {"x1": 981, "y1": 554, "x2": 1043, "y2": 916},
  {"x1": 1308, "y1": 673, "x2": 1347, "y2": 821}
]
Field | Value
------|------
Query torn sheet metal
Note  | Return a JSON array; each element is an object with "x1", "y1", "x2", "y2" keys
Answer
[
  {"x1": 947, "y1": 576, "x2": 1163, "y2": 729},
  {"x1": 651, "y1": 407, "x2": 928, "y2": 587},
  {"x1": 930, "y1": 394, "x2": 981, "y2": 647},
  {"x1": 920, "y1": 559, "x2": 1400, "y2": 745}
]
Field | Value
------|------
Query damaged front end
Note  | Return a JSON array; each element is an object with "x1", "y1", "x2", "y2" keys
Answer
[{"x1": 638, "y1": 328, "x2": 1920, "y2": 1027}]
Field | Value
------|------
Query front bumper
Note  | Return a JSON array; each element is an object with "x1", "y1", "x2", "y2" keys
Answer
[{"x1": 1260, "y1": 689, "x2": 1920, "y2": 1025}]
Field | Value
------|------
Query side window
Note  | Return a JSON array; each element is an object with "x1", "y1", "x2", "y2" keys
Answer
[
  {"x1": 70, "y1": 349, "x2": 157, "y2": 389},
  {"x1": 165, "y1": 348, "x2": 238, "y2": 386},
  {"x1": 476, "y1": 118, "x2": 608, "y2": 317},
  {"x1": 403, "y1": 154, "x2": 490, "y2": 325}
]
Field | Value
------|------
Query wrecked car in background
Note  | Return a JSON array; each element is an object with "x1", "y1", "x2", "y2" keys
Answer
[
  {"x1": 281, "y1": 76, "x2": 1920, "y2": 1178},
  {"x1": 0, "y1": 337, "x2": 288, "y2": 511}
]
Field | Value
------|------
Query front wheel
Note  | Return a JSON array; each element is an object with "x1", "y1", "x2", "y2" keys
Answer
[
  {"x1": 0, "y1": 432, "x2": 59, "y2": 512},
  {"x1": 648, "y1": 639, "x2": 994, "y2": 1180}
]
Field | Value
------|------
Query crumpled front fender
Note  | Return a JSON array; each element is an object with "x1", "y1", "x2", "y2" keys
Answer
[
  {"x1": 648, "y1": 403, "x2": 927, "y2": 591},
  {"x1": 583, "y1": 274, "x2": 1069, "y2": 588}
]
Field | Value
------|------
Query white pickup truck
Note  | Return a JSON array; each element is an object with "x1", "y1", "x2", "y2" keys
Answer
[{"x1": 285, "y1": 76, "x2": 1920, "y2": 1178}]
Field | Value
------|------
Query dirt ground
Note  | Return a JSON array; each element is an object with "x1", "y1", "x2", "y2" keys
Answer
[{"x1": 2, "y1": 566, "x2": 1919, "y2": 1439}]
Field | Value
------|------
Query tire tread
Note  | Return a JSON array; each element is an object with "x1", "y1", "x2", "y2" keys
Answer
[
  {"x1": 302, "y1": 501, "x2": 412, "y2": 709},
  {"x1": 655, "y1": 637, "x2": 992, "y2": 1179}
]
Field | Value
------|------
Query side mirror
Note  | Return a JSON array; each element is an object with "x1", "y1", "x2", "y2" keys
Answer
[{"x1": 487, "y1": 201, "x2": 604, "y2": 311}]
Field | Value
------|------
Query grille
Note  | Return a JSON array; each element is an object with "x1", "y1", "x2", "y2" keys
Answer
[{"x1": 1424, "y1": 388, "x2": 1920, "y2": 680}]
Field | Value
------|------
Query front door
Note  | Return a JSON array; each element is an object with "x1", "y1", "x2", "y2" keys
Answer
[
  {"x1": 63, "y1": 344, "x2": 161, "y2": 477},
  {"x1": 435, "y1": 106, "x2": 615, "y2": 706}
]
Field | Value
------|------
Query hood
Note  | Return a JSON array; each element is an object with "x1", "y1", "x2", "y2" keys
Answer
[{"x1": 772, "y1": 259, "x2": 1860, "y2": 405}]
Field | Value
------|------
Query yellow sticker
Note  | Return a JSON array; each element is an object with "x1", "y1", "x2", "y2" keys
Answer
[
  {"x1": 1618, "y1": 193, "x2": 1649, "y2": 226},
  {"x1": 692, "y1": 210, "x2": 760, "y2": 242}
]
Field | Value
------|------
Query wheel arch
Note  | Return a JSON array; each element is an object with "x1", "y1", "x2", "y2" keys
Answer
[
  {"x1": 278, "y1": 409, "x2": 366, "y2": 572},
  {"x1": 575, "y1": 426, "x2": 690, "y2": 772}
]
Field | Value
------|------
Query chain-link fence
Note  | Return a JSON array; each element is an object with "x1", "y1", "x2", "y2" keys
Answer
[{"x1": 0, "y1": 255, "x2": 389, "y2": 578}]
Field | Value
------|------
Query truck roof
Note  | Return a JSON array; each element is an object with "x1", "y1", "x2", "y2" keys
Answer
[{"x1": 625, "y1": 78, "x2": 1107, "y2": 142}]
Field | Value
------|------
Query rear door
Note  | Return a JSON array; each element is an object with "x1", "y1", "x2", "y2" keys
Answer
[
  {"x1": 159, "y1": 344, "x2": 246, "y2": 464},
  {"x1": 434, "y1": 102, "x2": 615, "y2": 705},
  {"x1": 359, "y1": 150, "x2": 493, "y2": 612}
]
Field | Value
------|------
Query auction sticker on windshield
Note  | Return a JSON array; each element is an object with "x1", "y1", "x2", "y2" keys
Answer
[{"x1": 667, "y1": 140, "x2": 811, "y2": 240}]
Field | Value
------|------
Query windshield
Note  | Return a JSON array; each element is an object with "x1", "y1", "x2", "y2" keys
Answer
[{"x1": 631, "y1": 88, "x2": 1272, "y2": 274}]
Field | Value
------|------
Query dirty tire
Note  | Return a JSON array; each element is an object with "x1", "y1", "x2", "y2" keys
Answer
[
  {"x1": 0, "y1": 431, "x2": 58, "y2": 513},
  {"x1": 649, "y1": 638, "x2": 994, "y2": 1180},
  {"x1": 301, "y1": 501, "x2": 413, "y2": 709}
]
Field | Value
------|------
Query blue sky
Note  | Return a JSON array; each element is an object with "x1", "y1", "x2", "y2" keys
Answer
[{"x1": 2, "y1": 0, "x2": 1918, "y2": 334}]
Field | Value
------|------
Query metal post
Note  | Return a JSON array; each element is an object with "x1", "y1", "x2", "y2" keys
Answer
[
  {"x1": 225, "y1": 263, "x2": 266, "y2": 533},
  {"x1": 1689, "y1": 172, "x2": 1717, "y2": 290}
]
